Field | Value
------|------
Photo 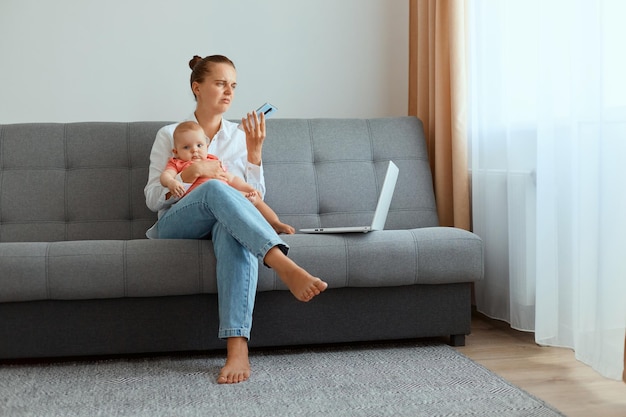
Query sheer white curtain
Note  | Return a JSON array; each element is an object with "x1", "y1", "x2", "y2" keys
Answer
[{"x1": 469, "y1": 0, "x2": 626, "y2": 380}]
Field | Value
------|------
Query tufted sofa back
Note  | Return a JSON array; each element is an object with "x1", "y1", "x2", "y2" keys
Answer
[
  {"x1": 0, "y1": 117, "x2": 438, "y2": 242},
  {"x1": 0, "y1": 122, "x2": 162, "y2": 242},
  {"x1": 262, "y1": 117, "x2": 439, "y2": 231}
]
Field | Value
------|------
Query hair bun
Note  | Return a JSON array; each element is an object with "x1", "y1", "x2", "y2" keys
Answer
[{"x1": 189, "y1": 55, "x2": 203, "y2": 70}]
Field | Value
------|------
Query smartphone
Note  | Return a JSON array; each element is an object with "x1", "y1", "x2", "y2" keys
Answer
[{"x1": 238, "y1": 102, "x2": 278, "y2": 130}]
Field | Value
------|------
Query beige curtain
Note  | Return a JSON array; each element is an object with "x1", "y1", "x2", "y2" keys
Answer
[{"x1": 409, "y1": 0, "x2": 470, "y2": 230}]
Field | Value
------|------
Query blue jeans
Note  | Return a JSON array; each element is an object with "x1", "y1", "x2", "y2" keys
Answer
[{"x1": 156, "y1": 180, "x2": 287, "y2": 340}]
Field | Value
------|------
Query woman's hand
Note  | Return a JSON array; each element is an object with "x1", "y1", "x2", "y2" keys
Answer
[
  {"x1": 180, "y1": 159, "x2": 228, "y2": 183},
  {"x1": 241, "y1": 111, "x2": 265, "y2": 166}
]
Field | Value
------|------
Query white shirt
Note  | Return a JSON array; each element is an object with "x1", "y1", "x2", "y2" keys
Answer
[{"x1": 144, "y1": 115, "x2": 265, "y2": 238}]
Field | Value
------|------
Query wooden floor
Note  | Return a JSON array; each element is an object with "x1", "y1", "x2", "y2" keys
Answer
[{"x1": 455, "y1": 312, "x2": 626, "y2": 417}]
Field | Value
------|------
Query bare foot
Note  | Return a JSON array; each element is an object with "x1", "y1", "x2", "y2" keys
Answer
[
  {"x1": 217, "y1": 337, "x2": 251, "y2": 384},
  {"x1": 273, "y1": 222, "x2": 296, "y2": 235},
  {"x1": 283, "y1": 267, "x2": 327, "y2": 301},
  {"x1": 264, "y1": 250, "x2": 326, "y2": 302}
]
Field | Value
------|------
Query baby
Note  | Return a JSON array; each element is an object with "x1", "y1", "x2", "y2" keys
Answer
[{"x1": 160, "y1": 121, "x2": 295, "y2": 234}]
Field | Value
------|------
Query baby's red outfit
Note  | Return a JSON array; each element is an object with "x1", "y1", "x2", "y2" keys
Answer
[{"x1": 166, "y1": 154, "x2": 227, "y2": 196}]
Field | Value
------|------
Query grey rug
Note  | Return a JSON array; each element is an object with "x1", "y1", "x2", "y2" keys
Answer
[{"x1": 0, "y1": 342, "x2": 565, "y2": 417}]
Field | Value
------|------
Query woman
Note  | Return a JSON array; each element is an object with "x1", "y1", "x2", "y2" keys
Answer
[{"x1": 144, "y1": 55, "x2": 327, "y2": 384}]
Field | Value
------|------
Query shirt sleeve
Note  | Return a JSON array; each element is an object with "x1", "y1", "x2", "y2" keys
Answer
[
  {"x1": 214, "y1": 119, "x2": 266, "y2": 199},
  {"x1": 245, "y1": 161, "x2": 265, "y2": 198},
  {"x1": 144, "y1": 123, "x2": 180, "y2": 213}
]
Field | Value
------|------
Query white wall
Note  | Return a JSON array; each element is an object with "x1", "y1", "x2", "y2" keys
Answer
[{"x1": 0, "y1": 0, "x2": 408, "y2": 123}]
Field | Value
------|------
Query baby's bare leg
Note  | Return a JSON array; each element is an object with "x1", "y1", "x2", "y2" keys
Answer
[
  {"x1": 272, "y1": 222, "x2": 296, "y2": 235},
  {"x1": 259, "y1": 200, "x2": 295, "y2": 234},
  {"x1": 243, "y1": 192, "x2": 295, "y2": 234}
]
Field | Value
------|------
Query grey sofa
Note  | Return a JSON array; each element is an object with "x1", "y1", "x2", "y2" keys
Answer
[{"x1": 0, "y1": 117, "x2": 483, "y2": 360}]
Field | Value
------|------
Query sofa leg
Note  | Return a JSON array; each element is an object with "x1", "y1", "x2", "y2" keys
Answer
[{"x1": 449, "y1": 334, "x2": 465, "y2": 346}]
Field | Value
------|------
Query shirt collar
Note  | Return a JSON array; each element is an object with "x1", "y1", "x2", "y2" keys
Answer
[{"x1": 187, "y1": 113, "x2": 233, "y2": 142}]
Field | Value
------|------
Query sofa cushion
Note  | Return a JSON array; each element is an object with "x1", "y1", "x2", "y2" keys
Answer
[{"x1": 0, "y1": 227, "x2": 482, "y2": 303}]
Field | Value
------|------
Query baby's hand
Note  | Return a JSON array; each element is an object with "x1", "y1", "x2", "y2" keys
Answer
[
  {"x1": 244, "y1": 190, "x2": 259, "y2": 205},
  {"x1": 168, "y1": 181, "x2": 186, "y2": 199}
]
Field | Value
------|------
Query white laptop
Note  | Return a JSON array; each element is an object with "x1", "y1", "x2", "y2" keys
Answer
[{"x1": 299, "y1": 161, "x2": 399, "y2": 234}]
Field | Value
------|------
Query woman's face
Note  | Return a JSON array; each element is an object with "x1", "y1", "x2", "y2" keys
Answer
[{"x1": 192, "y1": 63, "x2": 237, "y2": 115}]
